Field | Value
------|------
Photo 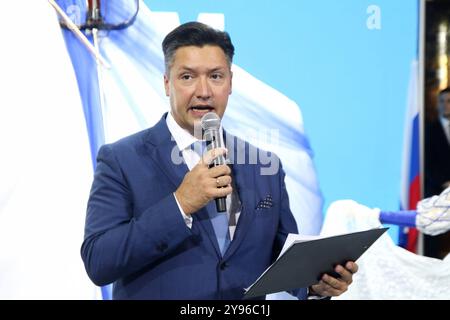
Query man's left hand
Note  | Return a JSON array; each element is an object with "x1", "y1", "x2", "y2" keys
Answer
[{"x1": 309, "y1": 261, "x2": 358, "y2": 297}]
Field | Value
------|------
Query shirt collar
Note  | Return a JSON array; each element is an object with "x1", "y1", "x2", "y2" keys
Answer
[
  {"x1": 166, "y1": 112, "x2": 225, "y2": 151},
  {"x1": 166, "y1": 112, "x2": 198, "y2": 151}
]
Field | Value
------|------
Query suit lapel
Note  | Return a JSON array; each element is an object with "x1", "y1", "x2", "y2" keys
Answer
[
  {"x1": 152, "y1": 141, "x2": 188, "y2": 186},
  {"x1": 145, "y1": 115, "x2": 188, "y2": 187},
  {"x1": 223, "y1": 138, "x2": 257, "y2": 259},
  {"x1": 145, "y1": 114, "x2": 222, "y2": 257}
]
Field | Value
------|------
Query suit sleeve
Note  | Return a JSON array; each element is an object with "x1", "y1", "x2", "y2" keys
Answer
[{"x1": 81, "y1": 144, "x2": 192, "y2": 286}]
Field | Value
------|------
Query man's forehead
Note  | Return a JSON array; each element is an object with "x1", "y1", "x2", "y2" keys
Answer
[
  {"x1": 171, "y1": 46, "x2": 230, "y2": 70},
  {"x1": 174, "y1": 45, "x2": 226, "y2": 59}
]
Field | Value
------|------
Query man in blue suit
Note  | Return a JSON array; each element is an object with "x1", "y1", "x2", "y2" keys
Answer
[{"x1": 81, "y1": 22, "x2": 357, "y2": 299}]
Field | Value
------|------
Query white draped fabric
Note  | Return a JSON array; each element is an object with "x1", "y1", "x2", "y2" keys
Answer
[
  {"x1": 323, "y1": 200, "x2": 450, "y2": 299},
  {"x1": 0, "y1": 1, "x2": 96, "y2": 299}
]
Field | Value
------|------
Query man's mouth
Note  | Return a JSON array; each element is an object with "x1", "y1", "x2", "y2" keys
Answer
[{"x1": 189, "y1": 105, "x2": 215, "y2": 115}]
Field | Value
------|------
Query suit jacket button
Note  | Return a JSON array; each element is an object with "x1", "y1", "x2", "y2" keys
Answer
[{"x1": 220, "y1": 262, "x2": 228, "y2": 270}]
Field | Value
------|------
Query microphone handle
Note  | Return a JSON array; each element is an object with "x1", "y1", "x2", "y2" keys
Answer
[
  {"x1": 216, "y1": 197, "x2": 227, "y2": 212},
  {"x1": 204, "y1": 128, "x2": 227, "y2": 213}
]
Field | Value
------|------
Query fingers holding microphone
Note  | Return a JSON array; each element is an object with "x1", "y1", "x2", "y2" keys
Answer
[
  {"x1": 202, "y1": 147, "x2": 232, "y2": 197},
  {"x1": 175, "y1": 147, "x2": 232, "y2": 215}
]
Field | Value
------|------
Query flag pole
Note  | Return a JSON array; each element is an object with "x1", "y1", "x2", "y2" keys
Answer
[
  {"x1": 48, "y1": 0, "x2": 111, "y2": 69},
  {"x1": 92, "y1": 27, "x2": 109, "y2": 143},
  {"x1": 88, "y1": 0, "x2": 112, "y2": 299}
]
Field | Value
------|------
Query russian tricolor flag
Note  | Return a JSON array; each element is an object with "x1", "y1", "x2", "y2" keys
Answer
[{"x1": 400, "y1": 61, "x2": 421, "y2": 253}]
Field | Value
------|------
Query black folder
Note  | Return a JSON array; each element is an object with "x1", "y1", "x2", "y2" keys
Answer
[{"x1": 244, "y1": 227, "x2": 388, "y2": 299}]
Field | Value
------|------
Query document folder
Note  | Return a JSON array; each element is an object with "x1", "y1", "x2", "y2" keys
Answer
[{"x1": 244, "y1": 227, "x2": 388, "y2": 299}]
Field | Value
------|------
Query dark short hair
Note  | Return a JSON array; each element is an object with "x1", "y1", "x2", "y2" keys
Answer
[{"x1": 162, "y1": 21, "x2": 235, "y2": 74}]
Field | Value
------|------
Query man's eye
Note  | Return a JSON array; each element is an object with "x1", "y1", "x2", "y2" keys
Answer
[
  {"x1": 211, "y1": 73, "x2": 223, "y2": 80},
  {"x1": 181, "y1": 74, "x2": 193, "y2": 80}
]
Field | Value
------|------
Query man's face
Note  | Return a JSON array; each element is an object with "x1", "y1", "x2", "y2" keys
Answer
[
  {"x1": 164, "y1": 45, "x2": 232, "y2": 135},
  {"x1": 440, "y1": 92, "x2": 450, "y2": 119}
]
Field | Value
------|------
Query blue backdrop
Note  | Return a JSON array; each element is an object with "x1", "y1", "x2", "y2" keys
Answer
[{"x1": 145, "y1": 0, "x2": 419, "y2": 217}]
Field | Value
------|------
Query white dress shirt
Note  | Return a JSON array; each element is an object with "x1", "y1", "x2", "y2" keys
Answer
[{"x1": 166, "y1": 112, "x2": 240, "y2": 239}]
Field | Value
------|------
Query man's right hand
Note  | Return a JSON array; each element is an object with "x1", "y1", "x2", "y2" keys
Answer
[{"x1": 175, "y1": 147, "x2": 232, "y2": 215}]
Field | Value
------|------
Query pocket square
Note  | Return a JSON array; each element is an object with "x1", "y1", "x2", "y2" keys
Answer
[{"x1": 256, "y1": 194, "x2": 273, "y2": 210}]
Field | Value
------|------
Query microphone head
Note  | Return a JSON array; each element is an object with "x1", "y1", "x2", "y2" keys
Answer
[{"x1": 200, "y1": 112, "x2": 221, "y2": 131}]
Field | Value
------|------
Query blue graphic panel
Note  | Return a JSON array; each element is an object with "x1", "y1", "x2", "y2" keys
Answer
[{"x1": 145, "y1": 0, "x2": 419, "y2": 215}]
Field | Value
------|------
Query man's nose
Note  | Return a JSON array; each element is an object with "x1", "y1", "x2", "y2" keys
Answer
[{"x1": 195, "y1": 76, "x2": 212, "y2": 99}]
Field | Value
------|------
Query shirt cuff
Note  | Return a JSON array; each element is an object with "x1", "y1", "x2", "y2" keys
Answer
[
  {"x1": 307, "y1": 287, "x2": 330, "y2": 300},
  {"x1": 173, "y1": 193, "x2": 193, "y2": 229}
]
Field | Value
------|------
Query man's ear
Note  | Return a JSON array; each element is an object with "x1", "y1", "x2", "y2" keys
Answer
[{"x1": 164, "y1": 74, "x2": 170, "y2": 97}]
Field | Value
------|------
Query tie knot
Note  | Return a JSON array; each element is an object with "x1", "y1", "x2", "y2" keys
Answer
[{"x1": 190, "y1": 140, "x2": 207, "y2": 156}]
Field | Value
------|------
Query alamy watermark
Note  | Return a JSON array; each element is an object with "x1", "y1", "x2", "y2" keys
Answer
[
  {"x1": 367, "y1": 5, "x2": 381, "y2": 30},
  {"x1": 170, "y1": 123, "x2": 281, "y2": 176}
]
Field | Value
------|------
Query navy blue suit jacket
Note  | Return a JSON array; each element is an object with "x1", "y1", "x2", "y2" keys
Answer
[{"x1": 81, "y1": 114, "x2": 306, "y2": 300}]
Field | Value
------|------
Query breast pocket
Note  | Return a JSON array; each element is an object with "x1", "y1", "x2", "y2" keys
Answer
[{"x1": 253, "y1": 207, "x2": 277, "y2": 229}]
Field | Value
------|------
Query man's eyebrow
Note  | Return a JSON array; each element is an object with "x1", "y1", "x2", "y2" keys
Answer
[
  {"x1": 178, "y1": 66, "x2": 196, "y2": 72},
  {"x1": 177, "y1": 66, "x2": 226, "y2": 72},
  {"x1": 209, "y1": 67, "x2": 226, "y2": 72}
]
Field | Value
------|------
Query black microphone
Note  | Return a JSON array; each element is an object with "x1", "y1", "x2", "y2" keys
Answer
[{"x1": 201, "y1": 112, "x2": 227, "y2": 212}]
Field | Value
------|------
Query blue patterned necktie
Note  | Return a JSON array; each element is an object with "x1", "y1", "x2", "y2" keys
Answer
[
  {"x1": 206, "y1": 201, "x2": 231, "y2": 255},
  {"x1": 191, "y1": 141, "x2": 231, "y2": 255}
]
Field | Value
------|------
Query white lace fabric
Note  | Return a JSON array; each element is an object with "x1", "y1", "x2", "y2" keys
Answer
[
  {"x1": 416, "y1": 186, "x2": 450, "y2": 236},
  {"x1": 321, "y1": 200, "x2": 450, "y2": 300}
]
